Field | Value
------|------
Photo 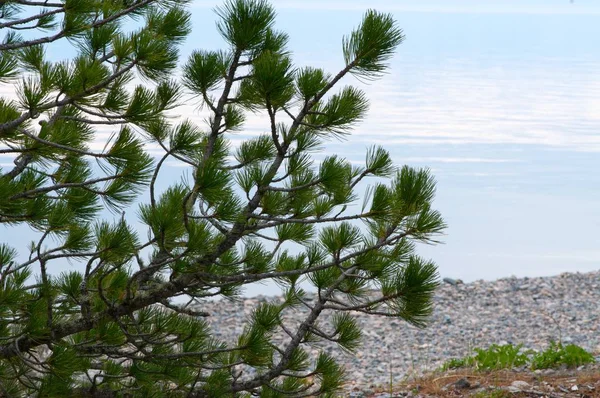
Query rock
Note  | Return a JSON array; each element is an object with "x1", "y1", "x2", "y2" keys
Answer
[
  {"x1": 558, "y1": 386, "x2": 571, "y2": 393},
  {"x1": 571, "y1": 385, "x2": 579, "y2": 391},
  {"x1": 443, "y1": 277, "x2": 459, "y2": 286},
  {"x1": 453, "y1": 378, "x2": 471, "y2": 389},
  {"x1": 563, "y1": 336, "x2": 573, "y2": 343},
  {"x1": 349, "y1": 392, "x2": 364, "y2": 398},
  {"x1": 511, "y1": 380, "x2": 530, "y2": 390}
]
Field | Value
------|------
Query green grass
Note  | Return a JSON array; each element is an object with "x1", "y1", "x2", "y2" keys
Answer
[{"x1": 441, "y1": 342, "x2": 595, "y2": 372}]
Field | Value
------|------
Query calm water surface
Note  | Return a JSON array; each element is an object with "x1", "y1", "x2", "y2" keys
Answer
[{"x1": 2, "y1": 2, "x2": 599, "y2": 296}]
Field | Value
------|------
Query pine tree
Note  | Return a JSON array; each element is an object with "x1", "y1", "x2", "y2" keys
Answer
[{"x1": 0, "y1": 0, "x2": 446, "y2": 396}]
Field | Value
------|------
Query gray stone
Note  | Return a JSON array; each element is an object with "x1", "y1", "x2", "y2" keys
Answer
[
  {"x1": 453, "y1": 378, "x2": 471, "y2": 389},
  {"x1": 511, "y1": 380, "x2": 530, "y2": 390},
  {"x1": 563, "y1": 336, "x2": 573, "y2": 343},
  {"x1": 443, "y1": 277, "x2": 459, "y2": 285}
]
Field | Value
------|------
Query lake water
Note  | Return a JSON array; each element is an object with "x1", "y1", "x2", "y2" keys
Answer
[
  {"x1": 1, "y1": 1, "x2": 599, "y2": 297},
  {"x1": 234, "y1": 3, "x2": 600, "y2": 294}
]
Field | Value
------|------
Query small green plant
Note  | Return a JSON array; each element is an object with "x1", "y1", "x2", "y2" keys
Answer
[
  {"x1": 441, "y1": 344, "x2": 530, "y2": 371},
  {"x1": 472, "y1": 389, "x2": 511, "y2": 398},
  {"x1": 441, "y1": 342, "x2": 596, "y2": 373},
  {"x1": 472, "y1": 344, "x2": 531, "y2": 371},
  {"x1": 441, "y1": 357, "x2": 473, "y2": 370},
  {"x1": 531, "y1": 341, "x2": 595, "y2": 370}
]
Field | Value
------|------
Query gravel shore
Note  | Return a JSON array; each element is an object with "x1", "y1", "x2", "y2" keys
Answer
[{"x1": 198, "y1": 270, "x2": 600, "y2": 393}]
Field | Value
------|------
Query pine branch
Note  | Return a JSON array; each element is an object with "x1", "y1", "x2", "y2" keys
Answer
[
  {"x1": 0, "y1": 0, "x2": 156, "y2": 51},
  {"x1": 0, "y1": 61, "x2": 137, "y2": 134},
  {"x1": 9, "y1": 174, "x2": 123, "y2": 199},
  {"x1": 0, "y1": 7, "x2": 64, "y2": 29},
  {"x1": 10, "y1": 1, "x2": 63, "y2": 6},
  {"x1": 0, "y1": 3, "x2": 441, "y2": 395}
]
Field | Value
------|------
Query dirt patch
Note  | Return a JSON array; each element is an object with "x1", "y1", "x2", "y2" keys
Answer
[{"x1": 367, "y1": 367, "x2": 600, "y2": 397}]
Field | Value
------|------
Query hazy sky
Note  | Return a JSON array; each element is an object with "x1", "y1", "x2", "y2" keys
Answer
[{"x1": 2, "y1": 0, "x2": 599, "y2": 295}]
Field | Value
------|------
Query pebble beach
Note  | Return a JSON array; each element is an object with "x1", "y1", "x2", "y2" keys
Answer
[{"x1": 198, "y1": 271, "x2": 600, "y2": 394}]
